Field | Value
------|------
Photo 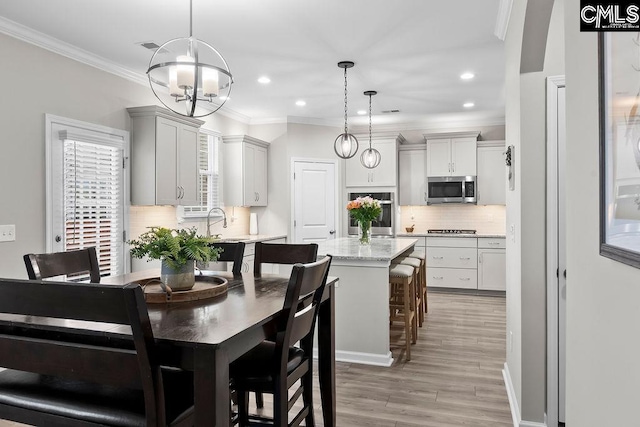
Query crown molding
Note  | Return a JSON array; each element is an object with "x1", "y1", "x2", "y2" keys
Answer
[
  {"x1": 494, "y1": 0, "x2": 513, "y2": 41},
  {"x1": 222, "y1": 134, "x2": 270, "y2": 148},
  {"x1": 286, "y1": 116, "x2": 342, "y2": 127}
]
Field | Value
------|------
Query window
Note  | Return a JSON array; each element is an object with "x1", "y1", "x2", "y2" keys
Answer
[
  {"x1": 46, "y1": 115, "x2": 129, "y2": 277},
  {"x1": 182, "y1": 129, "x2": 222, "y2": 217}
]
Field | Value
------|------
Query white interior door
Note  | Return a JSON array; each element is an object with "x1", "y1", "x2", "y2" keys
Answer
[{"x1": 292, "y1": 160, "x2": 336, "y2": 243}]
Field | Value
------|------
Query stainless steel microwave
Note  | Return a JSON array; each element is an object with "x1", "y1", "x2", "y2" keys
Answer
[{"x1": 427, "y1": 176, "x2": 477, "y2": 204}]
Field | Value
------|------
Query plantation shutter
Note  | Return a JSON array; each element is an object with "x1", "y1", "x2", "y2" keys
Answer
[
  {"x1": 183, "y1": 130, "x2": 221, "y2": 216},
  {"x1": 60, "y1": 130, "x2": 125, "y2": 278}
]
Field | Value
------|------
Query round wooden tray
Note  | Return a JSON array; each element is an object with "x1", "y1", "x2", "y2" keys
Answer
[{"x1": 141, "y1": 275, "x2": 228, "y2": 304}]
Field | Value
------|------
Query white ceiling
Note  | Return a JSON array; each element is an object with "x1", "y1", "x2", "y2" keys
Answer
[{"x1": 0, "y1": 0, "x2": 505, "y2": 126}]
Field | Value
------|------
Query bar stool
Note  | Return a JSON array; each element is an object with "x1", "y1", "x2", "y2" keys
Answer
[
  {"x1": 389, "y1": 264, "x2": 417, "y2": 361},
  {"x1": 393, "y1": 256, "x2": 424, "y2": 327},
  {"x1": 407, "y1": 249, "x2": 427, "y2": 315}
]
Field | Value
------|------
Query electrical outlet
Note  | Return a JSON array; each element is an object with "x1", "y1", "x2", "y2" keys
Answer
[{"x1": 0, "y1": 225, "x2": 16, "y2": 242}]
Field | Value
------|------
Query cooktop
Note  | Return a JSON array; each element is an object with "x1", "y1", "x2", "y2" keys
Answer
[{"x1": 427, "y1": 229, "x2": 477, "y2": 234}]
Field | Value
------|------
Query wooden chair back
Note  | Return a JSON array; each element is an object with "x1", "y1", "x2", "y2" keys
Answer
[
  {"x1": 0, "y1": 278, "x2": 162, "y2": 425},
  {"x1": 23, "y1": 247, "x2": 101, "y2": 283},
  {"x1": 275, "y1": 256, "x2": 332, "y2": 367},
  {"x1": 209, "y1": 241, "x2": 245, "y2": 275},
  {"x1": 253, "y1": 242, "x2": 318, "y2": 276}
]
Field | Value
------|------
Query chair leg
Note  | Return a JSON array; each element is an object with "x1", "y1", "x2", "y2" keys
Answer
[
  {"x1": 302, "y1": 370, "x2": 315, "y2": 427},
  {"x1": 237, "y1": 390, "x2": 250, "y2": 426},
  {"x1": 274, "y1": 378, "x2": 289, "y2": 427},
  {"x1": 422, "y1": 261, "x2": 428, "y2": 314},
  {"x1": 411, "y1": 279, "x2": 418, "y2": 345},
  {"x1": 255, "y1": 391, "x2": 264, "y2": 409}
]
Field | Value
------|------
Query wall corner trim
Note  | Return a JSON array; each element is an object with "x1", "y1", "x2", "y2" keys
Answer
[{"x1": 503, "y1": 362, "x2": 521, "y2": 427}]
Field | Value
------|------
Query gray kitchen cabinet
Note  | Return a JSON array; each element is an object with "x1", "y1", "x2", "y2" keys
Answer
[
  {"x1": 345, "y1": 133, "x2": 402, "y2": 187},
  {"x1": 398, "y1": 146, "x2": 427, "y2": 205},
  {"x1": 424, "y1": 131, "x2": 479, "y2": 177},
  {"x1": 222, "y1": 135, "x2": 269, "y2": 207},
  {"x1": 127, "y1": 106, "x2": 204, "y2": 206},
  {"x1": 477, "y1": 237, "x2": 506, "y2": 291},
  {"x1": 477, "y1": 141, "x2": 506, "y2": 205}
]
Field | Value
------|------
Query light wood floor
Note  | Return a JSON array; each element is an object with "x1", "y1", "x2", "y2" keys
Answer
[{"x1": 0, "y1": 291, "x2": 511, "y2": 427}]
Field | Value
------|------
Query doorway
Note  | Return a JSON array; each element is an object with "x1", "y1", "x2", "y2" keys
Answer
[
  {"x1": 291, "y1": 159, "x2": 338, "y2": 243},
  {"x1": 546, "y1": 75, "x2": 566, "y2": 426}
]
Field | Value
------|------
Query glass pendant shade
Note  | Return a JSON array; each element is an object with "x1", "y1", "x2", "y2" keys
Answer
[
  {"x1": 360, "y1": 90, "x2": 381, "y2": 169},
  {"x1": 334, "y1": 133, "x2": 359, "y2": 159},
  {"x1": 147, "y1": 1, "x2": 232, "y2": 118},
  {"x1": 361, "y1": 146, "x2": 381, "y2": 169}
]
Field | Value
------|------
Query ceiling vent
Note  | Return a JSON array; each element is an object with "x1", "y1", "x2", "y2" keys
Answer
[
  {"x1": 138, "y1": 42, "x2": 161, "y2": 51},
  {"x1": 381, "y1": 109, "x2": 400, "y2": 114}
]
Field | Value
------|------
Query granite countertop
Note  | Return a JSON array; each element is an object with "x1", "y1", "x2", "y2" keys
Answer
[
  {"x1": 316, "y1": 237, "x2": 417, "y2": 261},
  {"x1": 396, "y1": 233, "x2": 506, "y2": 239},
  {"x1": 217, "y1": 234, "x2": 287, "y2": 243}
]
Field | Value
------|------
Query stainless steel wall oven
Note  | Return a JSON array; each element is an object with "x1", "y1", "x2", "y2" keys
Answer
[{"x1": 347, "y1": 192, "x2": 394, "y2": 237}]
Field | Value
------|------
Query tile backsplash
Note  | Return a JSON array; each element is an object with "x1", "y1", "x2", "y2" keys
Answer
[
  {"x1": 129, "y1": 205, "x2": 251, "y2": 240},
  {"x1": 399, "y1": 205, "x2": 506, "y2": 235}
]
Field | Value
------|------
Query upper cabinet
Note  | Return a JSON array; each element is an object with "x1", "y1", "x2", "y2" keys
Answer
[
  {"x1": 424, "y1": 132, "x2": 479, "y2": 177},
  {"x1": 345, "y1": 133, "x2": 402, "y2": 187},
  {"x1": 398, "y1": 144, "x2": 427, "y2": 205},
  {"x1": 222, "y1": 135, "x2": 269, "y2": 207},
  {"x1": 127, "y1": 106, "x2": 204, "y2": 206},
  {"x1": 477, "y1": 141, "x2": 506, "y2": 205}
]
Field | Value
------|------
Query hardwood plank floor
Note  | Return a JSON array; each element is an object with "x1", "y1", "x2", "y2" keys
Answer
[{"x1": 0, "y1": 291, "x2": 511, "y2": 427}]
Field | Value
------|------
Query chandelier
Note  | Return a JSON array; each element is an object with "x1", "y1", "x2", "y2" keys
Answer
[
  {"x1": 360, "y1": 90, "x2": 381, "y2": 169},
  {"x1": 333, "y1": 61, "x2": 359, "y2": 159},
  {"x1": 147, "y1": 0, "x2": 233, "y2": 118}
]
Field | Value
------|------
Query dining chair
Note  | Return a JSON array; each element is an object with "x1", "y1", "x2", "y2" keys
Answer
[
  {"x1": 251, "y1": 241, "x2": 319, "y2": 409},
  {"x1": 253, "y1": 242, "x2": 319, "y2": 276},
  {"x1": 231, "y1": 255, "x2": 332, "y2": 427},
  {"x1": 23, "y1": 246, "x2": 101, "y2": 283},
  {"x1": 209, "y1": 241, "x2": 246, "y2": 275},
  {"x1": 0, "y1": 278, "x2": 195, "y2": 426}
]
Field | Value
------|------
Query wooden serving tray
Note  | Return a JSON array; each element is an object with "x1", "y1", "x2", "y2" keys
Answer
[{"x1": 141, "y1": 275, "x2": 228, "y2": 304}]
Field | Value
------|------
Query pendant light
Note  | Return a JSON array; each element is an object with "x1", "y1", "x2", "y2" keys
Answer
[
  {"x1": 334, "y1": 61, "x2": 359, "y2": 159},
  {"x1": 360, "y1": 90, "x2": 381, "y2": 169},
  {"x1": 146, "y1": 0, "x2": 233, "y2": 118}
]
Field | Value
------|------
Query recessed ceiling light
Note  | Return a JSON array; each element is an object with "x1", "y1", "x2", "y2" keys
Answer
[
  {"x1": 258, "y1": 76, "x2": 271, "y2": 84},
  {"x1": 296, "y1": 100, "x2": 306, "y2": 106},
  {"x1": 357, "y1": 110, "x2": 367, "y2": 115},
  {"x1": 460, "y1": 72, "x2": 475, "y2": 80},
  {"x1": 463, "y1": 102, "x2": 475, "y2": 108}
]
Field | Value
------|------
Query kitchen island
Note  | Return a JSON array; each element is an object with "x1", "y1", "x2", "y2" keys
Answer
[{"x1": 316, "y1": 237, "x2": 417, "y2": 366}]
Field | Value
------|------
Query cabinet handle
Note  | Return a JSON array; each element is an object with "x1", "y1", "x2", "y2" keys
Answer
[
  {"x1": 256, "y1": 192, "x2": 260, "y2": 201},
  {"x1": 459, "y1": 277, "x2": 471, "y2": 281},
  {"x1": 180, "y1": 186, "x2": 184, "y2": 199},
  {"x1": 432, "y1": 256, "x2": 443, "y2": 260},
  {"x1": 488, "y1": 242, "x2": 500, "y2": 245},
  {"x1": 448, "y1": 163, "x2": 451, "y2": 172},
  {"x1": 459, "y1": 257, "x2": 470, "y2": 260},
  {"x1": 452, "y1": 162, "x2": 455, "y2": 172},
  {"x1": 433, "y1": 276, "x2": 443, "y2": 280},
  {"x1": 254, "y1": 192, "x2": 257, "y2": 202}
]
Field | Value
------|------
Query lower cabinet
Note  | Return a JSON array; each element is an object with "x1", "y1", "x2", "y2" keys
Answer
[{"x1": 426, "y1": 236, "x2": 506, "y2": 291}]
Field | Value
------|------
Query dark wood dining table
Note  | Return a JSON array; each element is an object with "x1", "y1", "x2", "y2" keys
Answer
[{"x1": 0, "y1": 270, "x2": 337, "y2": 427}]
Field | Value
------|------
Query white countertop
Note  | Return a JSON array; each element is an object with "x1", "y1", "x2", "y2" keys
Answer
[
  {"x1": 396, "y1": 233, "x2": 506, "y2": 239},
  {"x1": 218, "y1": 234, "x2": 287, "y2": 243},
  {"x1": 316, "y1": 237, "x2": 418, "y2": 261}
]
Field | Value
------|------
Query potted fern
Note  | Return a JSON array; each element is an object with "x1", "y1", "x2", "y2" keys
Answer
[{"x1": 129, "y1": 227, "x2": 222, "y2": 291}]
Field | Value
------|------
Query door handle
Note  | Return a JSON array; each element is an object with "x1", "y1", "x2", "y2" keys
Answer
[{"x1": 329, "y1": 230, "x2": 336, "y2": 235}]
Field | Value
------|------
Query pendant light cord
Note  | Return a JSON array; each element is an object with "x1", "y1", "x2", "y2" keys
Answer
[
  {"x1": 344, "y1": 67, "x2": 349, "y2": 134},
  {"x1": 369, "y1": 93, "x2": 373, "y2": 149},
  {"x1": 189, "y1": 0, "x2": 193, "y2": 37}
]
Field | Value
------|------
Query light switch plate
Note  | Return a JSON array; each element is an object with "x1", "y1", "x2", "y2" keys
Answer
[{"x1": 0, "y1": 225, "x2": 15, "y2": 242}]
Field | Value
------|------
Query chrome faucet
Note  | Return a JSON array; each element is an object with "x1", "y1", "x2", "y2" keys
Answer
[{"x1": 206, "y1": 207, "x2": 228, "y2": 236}]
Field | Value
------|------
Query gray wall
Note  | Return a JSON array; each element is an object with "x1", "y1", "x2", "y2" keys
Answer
[
  {"x1": 564, "y1": 0, "x2": 640, "y2": 424},
  {"x1": 504, "y1": 0, "x2": 564, "y2": 423},
  {"x1": 0, "y1": 33, "x2": 247, "y2": 278}
]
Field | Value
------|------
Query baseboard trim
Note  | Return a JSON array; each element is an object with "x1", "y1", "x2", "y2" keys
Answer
[
  {"x1": 503, "y1": 362, "x2": 520, "y2": 427},
  {"x1": 503, "y1": 363, "x2": 547, "y2": 427},
  {"x1": 313, "y1": 348, "x2": 394, "y2": 367}
]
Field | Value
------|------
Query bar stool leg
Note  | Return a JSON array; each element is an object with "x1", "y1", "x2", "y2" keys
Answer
[{"x1": 403, "y1": 276, "x2": 412, "y2": 360}]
